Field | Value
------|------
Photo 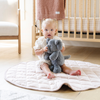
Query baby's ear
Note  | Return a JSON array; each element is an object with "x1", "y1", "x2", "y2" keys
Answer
[
  {"x1": 41, "y1": 29, "x2": 43, "y2": 33},
  {"x1": 55, "y1": 29, "x2": 57, "y2": 32}
]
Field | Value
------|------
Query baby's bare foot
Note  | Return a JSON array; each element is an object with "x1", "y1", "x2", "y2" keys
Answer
[
  {"x1": 47, "y1": 72, "x2": 55, "y2": 79},
  {"x1": 70, "y1": 70, "x2": 81, "y2": 75}
]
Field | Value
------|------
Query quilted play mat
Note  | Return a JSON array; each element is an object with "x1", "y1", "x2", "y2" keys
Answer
[{"x1": 5, "y1": 60, "x2": 100, "y2": 91}]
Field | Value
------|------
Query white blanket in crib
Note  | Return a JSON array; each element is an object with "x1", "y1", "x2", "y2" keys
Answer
[{"x1": 5, "y1": 60, "x2": 100, "y2": 91}]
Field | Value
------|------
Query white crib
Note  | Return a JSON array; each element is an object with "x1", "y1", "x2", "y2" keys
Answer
[{"x1": 32, "y1": 0, "x2": 100, "y2": 54}]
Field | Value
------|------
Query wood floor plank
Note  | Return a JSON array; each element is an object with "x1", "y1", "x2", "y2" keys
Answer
[
  {"x1": 84, "y1": 48, "x2": 100, "y2": 64},
  {"x1": 0, "y1": 40, "x2": 100, "y2": 100},
  {"x1": 74, "y1": 88, "x2": 100, "y2": 100},
  {"x1": 63, "y1": 46, "x2": 95, "y2": 61},
  {"x1": 0, "y1": 41, "x2": 80, "y2": 99}
]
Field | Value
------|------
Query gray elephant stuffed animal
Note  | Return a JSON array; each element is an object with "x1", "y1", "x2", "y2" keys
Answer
[{"x1": 44, "y1": 38, "x2": 70, "y2": 73}]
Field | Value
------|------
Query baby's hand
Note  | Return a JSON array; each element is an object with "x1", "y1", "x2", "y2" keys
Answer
[
  {"x1": 43, "y1": 46, "x2": 48, "y2": 52},
  {"x1": 61, "y1": 46, "x2": 65, "y2": 52}
]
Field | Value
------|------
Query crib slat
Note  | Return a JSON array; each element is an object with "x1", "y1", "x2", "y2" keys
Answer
[
  {"x1": 66, "y1": 0, "x2": 68, "y2": 17},
  {"x1": 39, "y1": 20, "x2": 41, "y2": 36},
  {"x1": 59, "y1": 37, "x2": 100, "y2": 42},
  {"x1": 79, "y1": 0, "x2": 80, "y2": 17},
  {"x1": 93, "y1": 0, "x2": 96, "y2": 39},
  {"x1": 81, "y1": 0, "x2": 83, "y2": 38},
  {"x1": 74, "y1": 0, "x2": 76, "y2": 38},
  {"x1": 65, "y1": 0, "x2": 67, "y2": 17},
  {"x1": 32, "y1": 0, "x2": 36, "y2": 53},
  {"x1": 69, "y1": 0, "x2": 71, "y2": 18},
  {"x1": 84, "y1": 0, "x2": 86, "y2": 18},
  {"x1": 99, "y1": 0, "x2": 100, "y2": 18},
  {"x1": 68, "y1": 0, "x2": 71, "y2": 38},
  {"x1": 33, "y1": 0, "x2": 35, "y2": 28},
  {"x1": 79, "y1": 0, "x2": 82, "y2": 17},
  {"x1": 36, "y1": 26, "x2": 38, "y2": 33},
  {"x1": 62, "y1": 19, "x2": 64, "y2": 37},
  {"x1": 80, "y1": 0, "x2": 83, "y2": 38},
  {"x1": 33, "y1": 0, "x2": 36, "y2": 38},
  {"x1": 87, "y1": 0, "x2": 90, "y2": 39},
  {"x1": 56, "y1": 20, "x2": 58, "y2": 36},
  {"x1": 89, "y1": 0, "x2": 91, "y2": 18}
]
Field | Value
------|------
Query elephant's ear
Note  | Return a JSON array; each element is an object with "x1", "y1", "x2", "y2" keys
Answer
[
  {"x1": 46, "y1": 38, "x2": 50, "y2": 44},
  {"x1": 55, "y1": 40, "x2": 62, "y2": 50}
]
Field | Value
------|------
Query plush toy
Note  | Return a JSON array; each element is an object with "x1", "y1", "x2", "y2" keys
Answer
[{"x1": 44, "y1": 38, "x2": 70, "y2": 73}]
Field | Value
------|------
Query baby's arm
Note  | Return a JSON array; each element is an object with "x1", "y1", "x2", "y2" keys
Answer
[
  {"x1": 61, "y1": 46, "x2": 65, "y2": 52},
  {"x1": 35, "y1": 46, "x2": 48, "y2": 55}
]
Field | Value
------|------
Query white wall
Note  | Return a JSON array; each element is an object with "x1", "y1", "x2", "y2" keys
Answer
[
  {"x1": 20, "y1": 0, "x2": 33, "y2": 44},
  {"x1": 20, "y1": 0, "x2": 100, "y2": 48}
]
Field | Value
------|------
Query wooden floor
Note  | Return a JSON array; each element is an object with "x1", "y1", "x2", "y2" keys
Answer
[{"x1": 0, "y1": 40, "x2": 100, "y2": 100}]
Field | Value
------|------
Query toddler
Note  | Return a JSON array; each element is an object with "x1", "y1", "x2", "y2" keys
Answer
[{"x1": 34, "y1": 19, "x2": 81, "y2": 79}]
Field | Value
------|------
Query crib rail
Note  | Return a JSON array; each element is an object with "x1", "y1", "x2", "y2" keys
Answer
[
  {"x1": 60, "y1": 0, "x2": 100, "y2": 42},
  {"x1": 32, "y1": 0, "x2": 100, "y2": 53}
]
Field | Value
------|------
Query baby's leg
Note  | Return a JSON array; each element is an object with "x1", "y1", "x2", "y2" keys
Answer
[
  {"x1": 61, "y1": 64, "x2": 81, "y2": 75},
  {"x1": 40, "y1": 63, "x2": 55, "y2": 79}
]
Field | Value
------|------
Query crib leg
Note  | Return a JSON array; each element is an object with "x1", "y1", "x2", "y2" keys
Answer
[{"x1": 32, "y1": 25, "x2": 36, "y2": 55}]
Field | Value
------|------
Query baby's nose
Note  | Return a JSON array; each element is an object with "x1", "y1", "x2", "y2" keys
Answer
[{"x1": 48, "y1": 31, "x2": 51, "y2": 33}]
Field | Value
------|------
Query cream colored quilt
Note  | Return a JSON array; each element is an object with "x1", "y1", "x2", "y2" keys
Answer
[{"x1": 5, "y1": 60, "x2": 100, "y2": 91}]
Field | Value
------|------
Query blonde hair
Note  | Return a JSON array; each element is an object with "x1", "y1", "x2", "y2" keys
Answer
[{"x1": 42, "y1": 19, "x2": 57, "y2": 29}]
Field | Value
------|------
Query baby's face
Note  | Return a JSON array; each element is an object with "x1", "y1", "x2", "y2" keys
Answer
[{"x1": 42, "y1": 23, "x2": 57, "y2": 39}]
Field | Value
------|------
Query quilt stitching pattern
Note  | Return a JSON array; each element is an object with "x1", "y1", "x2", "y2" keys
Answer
[{"x1": 5, "y1": 60, "x2": 100, "y2": 91}]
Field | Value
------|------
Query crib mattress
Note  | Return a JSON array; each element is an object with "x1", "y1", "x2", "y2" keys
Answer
[{"x1": 36, "y1": 17, "x2": 100, "y2": 32}]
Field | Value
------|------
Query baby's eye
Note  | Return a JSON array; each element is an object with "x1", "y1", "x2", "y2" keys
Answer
[
  {"x1": 51, "y1": 29, "x2": 53, "y2": 31},
  {"x1": 45, "y1": 29, "x2": 48, "y2": 31}
]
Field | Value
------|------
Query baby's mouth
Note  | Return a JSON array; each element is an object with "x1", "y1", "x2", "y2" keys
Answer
[{"x1": 48, "y1": 34, "x2": 51, "y2": 36}]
